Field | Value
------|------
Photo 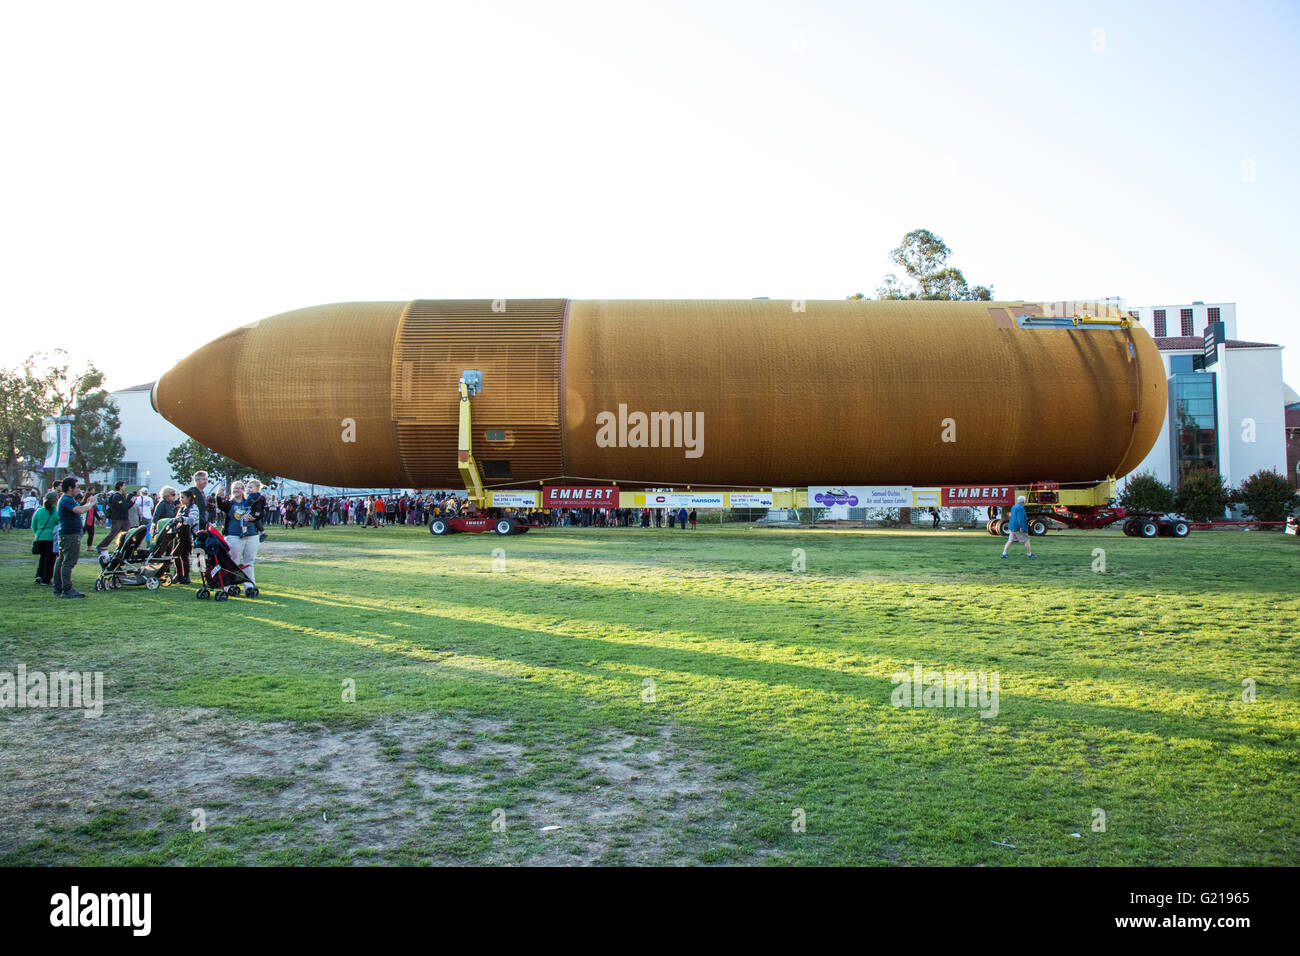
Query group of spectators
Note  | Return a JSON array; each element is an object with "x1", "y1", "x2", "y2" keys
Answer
[
  {"x1": 28, "y1": 470, "x2": 266, "y2": 598},
  {"x1": 528, "y1": 507, "x2": 698, "y2": 528},
  {"x1": 267, "y1": 490, "x2": 469, "y2": 529}
]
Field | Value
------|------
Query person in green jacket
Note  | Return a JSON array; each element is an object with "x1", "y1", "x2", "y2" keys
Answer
[{"x1": 32, "y1": 492, "x2": 58, "y2": 585}]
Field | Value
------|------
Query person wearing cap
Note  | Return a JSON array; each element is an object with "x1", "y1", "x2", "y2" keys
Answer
[{"x1": 1001, "y1": 495, "x2": 1035, "y2": 559}]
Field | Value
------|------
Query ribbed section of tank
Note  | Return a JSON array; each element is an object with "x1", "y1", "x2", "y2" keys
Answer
[{"x1": 153, "y1": 299, "x2": 1167, "y2": 488}]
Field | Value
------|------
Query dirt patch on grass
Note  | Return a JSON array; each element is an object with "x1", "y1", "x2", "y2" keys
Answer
[{"x1": 0, "y1": 705, "x2": 748, "y2": 865}]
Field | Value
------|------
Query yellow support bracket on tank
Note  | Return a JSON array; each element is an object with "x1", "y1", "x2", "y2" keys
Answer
[{"x1": 457, "y1": 377, "x2": 487, "y2": 508}]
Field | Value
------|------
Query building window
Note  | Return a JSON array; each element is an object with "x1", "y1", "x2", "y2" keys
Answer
[
  {"x1": 1153, "y1": 309, "x2": 1166, "y2": 337},
  {"x1": 113, "y1": 462, "x2": 139, "y2": 486},
  {"x1": 1169, "y1": 373, "x2": 1217, "y2": 488},
  {"x1": 1180, "y1": 308, "x2": 1194, "y2": 336},
  {"x1": 1207, "y1": 306, "x2": 1220, "y2": 330}
]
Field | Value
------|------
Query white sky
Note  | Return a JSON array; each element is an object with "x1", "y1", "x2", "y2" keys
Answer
[{"x1": 3, "y1": 0, "x2": 1298, "y2": 387}]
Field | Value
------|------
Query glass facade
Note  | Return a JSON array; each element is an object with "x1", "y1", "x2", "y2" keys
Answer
[{"x1": 1168, "y1": 371, "x2": 1217, "y2": 486}]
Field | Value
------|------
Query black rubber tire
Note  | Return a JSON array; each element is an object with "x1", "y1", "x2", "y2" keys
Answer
[
  {"x1": 226, "y1": 585, "x2": 241, "y2": 597},
  {"x1": 430, "y1": 518, "x2": 449, "y2": 535},
  {"x1": 197, "y1": 588, "x2": 209, "y2": 600},
  {"x1": 985, "y1": 520, "x2": 998, "y2": 536},
  {"x1": 246, "y1": 587, "x2": 260, "y2": 598},
  {"x1": 1028, "y1": 517, "x2": 1048, "y2": 537},
  {"x1": 145, "y1": 577, "x2": 159, "y2": 590},
  {"x1": 494, "y1": 518, "x2": 515, "y2": 535},
  {"x1": 1170, "y1": 520, "x2": 1191, "y2": 538},
  {"x1": 1139, "y1": 520, "x2": 1159, "y2": 538},
  {"x1": 1122, "y1": 519, "x2": 1136, "y2": 536},
  {"x1": 214, "y1": 590, "x2": 228, "y2": 602},
  {"x1": 992, "y1": 519, "x2": 1007, "y2": 536}
]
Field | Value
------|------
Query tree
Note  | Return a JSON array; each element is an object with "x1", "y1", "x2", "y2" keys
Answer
[
  {"x1": 0, "y1": 358, "x2": 54, "y2": 488},
  {"x1": 1231, "y1": 469, "x2": 1297, "y2": 528},
  {"x1": 854, "y1": 229, "x2": 994, "y2": 301},
  {"x1": 32, "y1": 355, "x2": 125, "y2": 486},
  {"x1": 1118, "y1": 472, "x2": 1175, "y2": 513},
  {"x1": 167, "y1": 438, "x2": 277, "y2": 490},
  {"x1": 1175, "y1": 469, "x2": 1231, "y2": 522}
]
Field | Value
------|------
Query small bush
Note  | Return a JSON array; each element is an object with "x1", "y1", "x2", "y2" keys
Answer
[
  {"x1": 1232, "y1": 469, "x2": 1299, "y2": 528},
  {"x1": 1175, "y1": 470, "x2": 1231, "y2": 522},
  {"x1": 1119, "y1": 472, "x2": 1175, "y2": 513}
]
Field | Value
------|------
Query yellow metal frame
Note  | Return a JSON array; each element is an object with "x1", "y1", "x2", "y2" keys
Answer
[{"x1": 457, "y1": 381, "x2": 487, "y2": 508}]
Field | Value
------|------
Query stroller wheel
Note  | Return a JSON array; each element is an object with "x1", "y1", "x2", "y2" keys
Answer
[
  {"x1": 94, "y1": 578, "x2": 105, "y2": 591},
  {"x1": 214, "y1": 589, "x2": 228, "y2": 602},
  {"x1": 226, "y1": 585, "x2": 241, "y2": 597},
  {"x1": 145, "y1": 577, "x2": 160, "y2": 590},
  {"x1": 196, "y1": 588, "x2": 210, "y2": 600},
  {"x1": 246, "y1": 587, "x2": 259, "y2": 598},
  {"x1": 110, "y1": 577, "x2": 122, "y2": 590}
]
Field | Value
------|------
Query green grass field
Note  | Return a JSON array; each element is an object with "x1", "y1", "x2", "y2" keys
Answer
[{"x1": 1, "y1": 521, "x2": 1297, "y2": 865}]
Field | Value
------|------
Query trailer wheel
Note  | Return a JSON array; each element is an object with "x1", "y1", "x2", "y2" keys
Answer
[
  {"x1": 429, "y1": 518, "x2": 450, "y2": 536},
  {"x1": 494, "y1": 517, "x2": 516, "y2": 535},
  {"x1": 985, "y1": 520, "x2": 998, "y2": 535},
  {"x1": 1170, "y1": 520, "x2": 1190, "y2": 538},
  {"x1": 1121, "y1": 519, "x2": 1135, "y2": 536},
  {"x1": 1138, "y1": 519, "x2": 1159, "y2": 538},
  {"x1": 992, "y1": 519, "x2": 1008, "y2": 535},
  {"x1": 1028, "y1": 517, "x2": 1048, "y2": 536}
]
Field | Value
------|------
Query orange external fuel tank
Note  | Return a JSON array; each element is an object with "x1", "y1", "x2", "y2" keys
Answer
[{"x1": 152, "y1": 298, "x2": 1167, "y2": 489}]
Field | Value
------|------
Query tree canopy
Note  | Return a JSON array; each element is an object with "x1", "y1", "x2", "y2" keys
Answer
[
  {"x1": 166, "y1": 438, "x2": 277, "y2": 490},
  {"x1": 850, "y1": 228, "x2": 994, "y2": 301}
]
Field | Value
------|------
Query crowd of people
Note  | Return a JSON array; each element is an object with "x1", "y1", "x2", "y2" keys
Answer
[
  {"x1": 24, "y1": 470, "x2": 269, "y2": 598},
  {"x1": 263, "y1": 490, "x2": 470, "y2": 529},
  {"x1": 16, "y1": 476, "x2": 710, "y2": 598}
]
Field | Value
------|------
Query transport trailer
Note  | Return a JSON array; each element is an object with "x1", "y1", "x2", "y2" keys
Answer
[
  {"x1": 428, "y1": 510, "x2": 538, "y2": 536},
  {"x1": 984, "y1": 480, "x2": 1192, "y2": 539}
]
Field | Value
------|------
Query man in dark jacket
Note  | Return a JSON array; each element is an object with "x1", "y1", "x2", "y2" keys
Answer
[{"x1": 102, "y1": 480, "x2": 131, "y2": 549}]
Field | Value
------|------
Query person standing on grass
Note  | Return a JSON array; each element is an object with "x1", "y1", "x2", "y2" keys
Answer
[
  {"x1": 32, "y1": 491, "x2": 58, "y2": 585},
  {"x1": 689, "y1": 508, "x2": 697, "y2": 529},
  {"x1": 1001, "y1": 495, "x2": 1035, "y2": 559},
  {"x1": 103, "y1": 479, "x2": 130, "y2": 548},
  {"x1": 176, "y1": 489, "x2": 200, "y2": 584},
  {"x1": 677, "y1": 506, "x2": 688, "y2": 530},
  {"x1": 216, "y1": 481, "x2": 261, "y2": 594},
  {"x1": 53, "y1": 476, "x2": 96, "y2": 598},
  {"x1": 187, "y1": 471, "x2": 209, "y2": 531}
]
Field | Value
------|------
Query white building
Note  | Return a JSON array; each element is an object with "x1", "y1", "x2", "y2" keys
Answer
[
  {"x1": 94, "y1": 383, "x2": 190, "y2": 491},
  {"x1": 1125, "y1": 301, "x2": 1289, "y2": 491}
]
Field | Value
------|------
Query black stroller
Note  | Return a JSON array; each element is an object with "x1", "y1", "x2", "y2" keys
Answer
[
  {"x1": 194, "y1": 527, "x2": 259, "y2": 601},
  {"x1": 95, "y1": 519, "x2": 186, "y2": 591},
  {"x1": 94, "y1": 525, "x2": 151, "y2": 591}
]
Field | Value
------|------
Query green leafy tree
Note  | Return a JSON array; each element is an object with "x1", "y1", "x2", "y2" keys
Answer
[
  {"x1": 1175, "y1": 469, "x2": 1231, "y2": 522},
  {"x1": 0, "y1": 357, "x2": 55, "y2": 488},
  {"x1": 857, "y1": 229, "x2": 993, "y2": 301},
  {"x1": 1118, "y1": 472, "x2": 1175, "y2": 513},
  {"x1": 1231, "y1": 469, "x2": 1298, "y2": 528},
  {"x1": 167, "y1": 438, "x2": 277, "y2": 490},
  {"x1": 21, "y1": 352, "x2": 124, "y2": 486}
]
